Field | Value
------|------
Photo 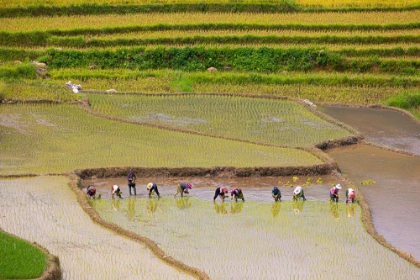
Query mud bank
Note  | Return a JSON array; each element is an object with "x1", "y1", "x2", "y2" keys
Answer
[{"x1": 75, "y1": 164, "x2": 335, "y2": 180}]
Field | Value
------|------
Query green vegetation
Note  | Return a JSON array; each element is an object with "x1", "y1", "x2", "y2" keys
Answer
[
  {"x1": 0, "y1": 231, "x2": 47, "y2": 279},
  {"x1": 0, "y1": 103, "x2": 322, "y2": 175},
  {"x1": 92, "y1": 197, "x2": 420, "y2": 279},
  {"x1": 88, "y1": 93, "x2": 352, "y2": 147}
]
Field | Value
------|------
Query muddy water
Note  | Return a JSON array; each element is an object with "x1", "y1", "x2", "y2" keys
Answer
[
  {"x1": 319, "y1": 106, "x2": 420, "y2": 154},
  {"x1": 328, "y1": 144, "x2": 420, "y2": 261},
  {"x1": 0, "y1": 176, "x2": 193, "y2": 280},
  {"x1": 82, "y1": 175, "x2": 341, "y2": 202}
]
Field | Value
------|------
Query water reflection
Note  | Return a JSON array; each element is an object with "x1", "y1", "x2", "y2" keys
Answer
[
  {"x1": 347, "y1": 204, "x2": 355, "y2": 218},
  {"x1": 146, "y1": 198, "x2": 158, "y2": 215},
  {"x1": 176, "y1": 197, "x2": 192, "y2": 210},
  {"x1": 230, "y1": 202, "x2": 244, "y2": 215},
  {"x1": 214, "y1": 202, "x2": 227, "y2": 215},
  {"x1": 127, "y1": 197, "x2": 136, "y2": 220},
  {"x1": 293, "y1": 201, "x2": 304, "y2": 215},
  {"x1": 271, "y1": 202, "x2": 281, "y2": 217},
  {"x1": 111, "y1": 199, "x2": 121, "y2": 211},
  {"x1": 330, "y1": 202, "x2": 339, "y2": 220}
]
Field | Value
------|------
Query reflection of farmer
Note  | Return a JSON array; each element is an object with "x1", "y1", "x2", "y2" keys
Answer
[
  {"x1": 346, "y1": 188, "x2": 355, "y2": 204},
  {"x1": 213, "y1": 187, "x2": 228, "y2": 202},
  {"x1": 214, "y1": 202, "x2": 227, "y2": 215},
  {"x1": 330, "y1": 202, "x2": 339, "y2": 219},
  {"x1": 111, "y1": 198, "x2": 121, "y2": 211},
  {"x1": 272, "y1": 186, "x2": 282, "y2": 202},
  {"x1": 127, "y1": 197, "x2": 136, "y2": 220},
  {"x1": 176, "y1": 197, "x2": 192, "y2": 210},
  {"x1": 347, "y1": 204, "x2": 355, "y2": 218},
  {"x1": 293, "y1": 186, "x2": 306, "y2": 201},
  {"x1": 230, "y1": 202, "x2": 244, "y2": 215},
  {"x1": 111, "y1": 185, "x2": 122, "y2": 199},
  {"x1": 174, "y1": 183, "x2": 192, "y2": 197},
  {"x1": 86, "y1": 185, "x2": 96, "y2": 199},
  {"x1": 271, "y1": 202, "x2": 281, "y2": 217},
  {"x1": 230, "y1": 188, "x2": 245, "y2": 202},
  {"x1": 293, "y1": 200, "x2": 304, "y2": 214},
  {"x1": 147, "y1": 182, "x2": 160, "y2": 198},
  {"x1": 330, "y1": 184, "x2": 341, "y2": 202},
  {"x1": 127, "y1": 169, "x2": 137, "y2": 196},
  {"x1": 146, "y1": 198, "x2": 158, "y2": 215}
]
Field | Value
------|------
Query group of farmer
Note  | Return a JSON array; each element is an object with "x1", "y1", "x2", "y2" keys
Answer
[{"x1": 86, "y1": 170, "x2": 356, "y2": 204}]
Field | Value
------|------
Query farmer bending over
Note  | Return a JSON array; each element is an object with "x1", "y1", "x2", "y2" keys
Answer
[
  {"x1": 86, "y1": 185, "x2": 96, "y2": 199},
  {"x1": 230, "y1": 188, "x2": 245, "y2": 202},
  {"x1": 330, "y1": 184, "x2": 341, "y2": 202},
  {"x1": 213, "y1": 187, "x2": 228, "y2": 202},
  {"x1": 272, "y1": 186, "x2": 282, "y2": 202},
  {"x1": 127, "y1": 169, "x2": 137, "y2": 196},
  {"x1": 111, "y1": 184, "x2": 122, "y2": 199},
  {"x1": 293, "y1": 186, "x2": 306, "y2": 201},
  {"x1": 346, "y1": 188, "x2": 355, "y2": 204},
  {"x1": 174, "y1": 183, "x2": 192, "y2": 197},
  {"x1": 147, "y1": 182, "x2": 161, "y2": 198}
]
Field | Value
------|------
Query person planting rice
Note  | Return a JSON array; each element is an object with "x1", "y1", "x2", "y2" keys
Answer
[
  {"x1": 272, "y1": 186, "x2": 282, "y2": 202},
  {"x1": 330, "y1": 184, "x2": 341, "y2": 202},
  {"x1": 346, "y1": 188, "x2": 356, "y2": 204},
  {"x1": 111, "y1": 184, "x2": 122, "y2": 199},
  {"x1": 174, "y1": 183, "x2": 192, "y2": 197},
  {"x1": 292, "y1": 186, "x2": 306, "y2": 201},
  {"x1": 147, "y1": 182, "x2": 160, "y2": 198},
  {"x1": 230, "y1": 188, "x2": 245, "y2": 202},
  {"x1": 127, "y1": 169, "x2": 137, "y2": 196},
  {"x1": 86, "y1": 184, "x2": 97, "y2": 199},
  {"x1": 213, "y1": 187, "x2": 228, "y2": 202}
]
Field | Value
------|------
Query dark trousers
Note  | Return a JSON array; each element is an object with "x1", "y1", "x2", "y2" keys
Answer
[
  {"x1": 213, "y1": 187, "x2": 221, "y2": 200},
  {"x1": 330, "y1": 193, "x2": 338, "y2": 202},
  {"x1": 129, "y1": 183, "x2": 136, "y2": 196},
  {"x1": 149, "y1": 185, "x2": 160, "y2": 197}
]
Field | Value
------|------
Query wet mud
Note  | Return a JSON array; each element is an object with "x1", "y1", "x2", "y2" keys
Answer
[
  {"x1": 328, "y1": 144, "x2": 420, "y2": 261},
  {"x1": 319, "y1": 105, "x2": 420, "y2": 154},
  {"x1": 0, "y1": 176, "x2": 194, "y2": 280}
]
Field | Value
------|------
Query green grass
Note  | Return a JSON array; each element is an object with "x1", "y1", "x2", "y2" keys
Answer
[
  {"x1": 88, "y1": 93, "x2": 353, "y2": 147},
  {"x1": 0, "y1": 103, "x2": 323, "y2": 175},
  {"x1": 1, "y1": 82, "x2": 79, "y2": 102},
  {"x1": 92, "y1": 197, "x2": 420, "y2": 279},
  {"x1": 0, "y1": 231, "x2": 47, "y2": 279}
]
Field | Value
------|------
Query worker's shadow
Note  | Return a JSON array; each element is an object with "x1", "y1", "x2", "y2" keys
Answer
[
  {"x1": 214, "y1": 201, "x2": 228, "y2": 215},
  {"x1": 176, "y1": 197, "x2": 192, "y2": 210},
  {"x1": 271, "y1": 202, "x2": 282, "y2": 217},
  {"x1": 293, "y1": 200, "x2": 305, "y2": 215},
  {"x1": 230, "y1": 202, "x2": 244, "y2": 215}
]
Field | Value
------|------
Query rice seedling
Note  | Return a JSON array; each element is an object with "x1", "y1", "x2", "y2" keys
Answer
[
  {"x1": 87, "y1": 93, "x2": 353, "y2": 147},
  {"x1": 0, "y1": 176, "x2": 194, "y2": 279},
  {"x1": 0, "y1": 103, "x2": 322, "y2": 175},
  {"x1": 92, "y1": 196, "x2": 420, "y2": 279},
  {"x1": 360, "y1": 179, "x2": 377, "y2": 185}
]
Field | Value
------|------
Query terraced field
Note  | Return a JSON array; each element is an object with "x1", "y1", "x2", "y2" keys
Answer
[{"x1": 1, "y1": 1, "x2": 419, "y2": 279}]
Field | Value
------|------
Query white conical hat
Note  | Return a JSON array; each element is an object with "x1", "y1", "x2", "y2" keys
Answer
[
  {"x1": 294, "y1": 186, "x2": 302, "y2": 195},
  {"x1": 335, "y1": 184, "x2": 342, "y2": 189}
]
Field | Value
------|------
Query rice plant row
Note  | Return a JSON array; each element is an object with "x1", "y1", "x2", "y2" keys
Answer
[
  {"x1": 2, "y1": 11, "x2": 420, "y2": 33},
  {"x1": 0, "y1": 103, "x2": 323, "y2": 175}
]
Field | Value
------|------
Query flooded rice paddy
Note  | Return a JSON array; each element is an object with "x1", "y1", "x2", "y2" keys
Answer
[
  {"x1": 90, "y1": 194, "x2": 420, "y2": 279},
  {"x1": 328, "y1": 144, "x2": 420, "y2": 261},
  {"x1": 0, "y1": 176, "x2": 193, "y2": 280},
  {"x1": 319, "y1": 106, "x2": 420, "y2": 154}
]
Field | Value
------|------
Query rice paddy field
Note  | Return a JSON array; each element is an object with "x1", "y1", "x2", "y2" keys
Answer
[{"x1": 1, "y1": 0, "x2": 420, "y2": 279}]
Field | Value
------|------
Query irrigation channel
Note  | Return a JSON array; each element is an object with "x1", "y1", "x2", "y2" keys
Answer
[{"x1": 320, "y1": 105, "x2": 420, "y2": 261}]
